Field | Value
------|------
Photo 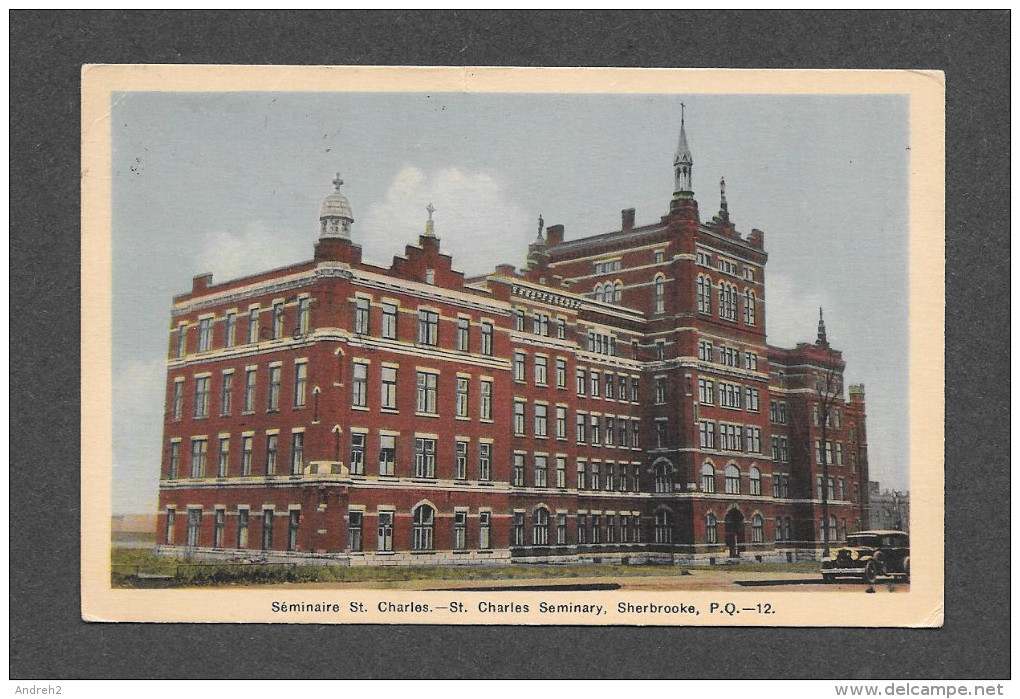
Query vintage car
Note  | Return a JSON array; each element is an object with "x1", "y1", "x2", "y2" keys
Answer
[{"x1": 821, "y1": 530, "x2": 910, "y2": 583}]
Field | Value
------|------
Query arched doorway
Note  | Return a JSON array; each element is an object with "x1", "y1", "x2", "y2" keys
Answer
[{"x1": 725, "y1": 508, "x2": 745, "y2": 558}]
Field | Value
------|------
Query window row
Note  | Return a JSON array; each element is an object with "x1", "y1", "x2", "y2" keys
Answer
[
  {"x1": 164, "y1": 506, "x2": 301, "y2": 551},
  {"x1": 700, "y1": 464, "x2": 764, "y2": 495},
  {"x1": 812, "y1": 405, "x2": 843, "y2": 429},
  {"x1": 348, "y1": 432, "x2": 493, "y2": 481},
  {"x1": 815, "y1": 476, "x2": 850, "y2": 501},
  {"x1": 166, "y1": 430, "x2": 305, "y2": 479},
  {"x1": 351, "y1": 363, "x2": 493, "y2": 420},
  {"x1": 593, "y1": 281, "x2": 622, "y2": 304},
  {"x1": 697, "y1": 340, "x2": 760, "y2": 371},
  {"x1": 513, "y1": 309, "x2": 567, "y2": 340},
  {"x1": 569, "y1": 410, "x2": 641, "y2": 449},
  {"x1": 813, "y1": 440, "x2": 845, "y2": 467},
  {"x1": 172, "y1": 361, "x2": 310, "y2": 421},
  {"x1": 704, "y1": 512, "x2": 766, "y2": 544},
  {"x1": 354, "y1": 298, "x2": 496, "y2": 356},
  {"x1": 697, "y1": 421, "x2": 763, "y2": 454},
  {"x1": 174, "y1": 298, "x2": 312, "y2": 358},
  {"x1": 574, "y1": 369, "x2": 639, "y2": 401},
  {"x1": 695, "y1": 275, "x2": 757, "y2": 325},
  {"x1": 697, "y1": 379, "x2": 760, "y2": 412},
  {"x1": 573, "y1": 459, "x2": 642, "y2": 492},
  {"x1": 769, "y1": 400, "x2": 789, "y2": 424}
]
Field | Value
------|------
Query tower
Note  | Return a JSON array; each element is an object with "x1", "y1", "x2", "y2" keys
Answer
[
  {"x1": 319, "y1": 172, "x2": 354, "y2": 239},
  {"x1": 673, "y1": 104, "x2": 694, "y2": 198}
]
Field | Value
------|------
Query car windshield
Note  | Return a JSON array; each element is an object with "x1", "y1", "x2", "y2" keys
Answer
[{"x1": 847, "y1": 535, "x2": 881, "y2": 548}]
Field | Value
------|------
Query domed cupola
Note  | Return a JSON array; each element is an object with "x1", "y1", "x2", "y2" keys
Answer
[{"x1": 319, "y1": 172, "x2": 354, "y2": 239}]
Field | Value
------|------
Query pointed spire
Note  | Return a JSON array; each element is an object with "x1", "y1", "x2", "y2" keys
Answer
[
  {"x1": 817, "y1": 307, "x2": 829, "y2": 347},
  {"x1": 423, "y1": 202, "x2": 436, "y2": 237},
  {"x1": 719, "y1": 176, "x2": 729, "y2": 219},
  {"x1": 673, "y1": 103, "x2": 693, "y2": 196}
]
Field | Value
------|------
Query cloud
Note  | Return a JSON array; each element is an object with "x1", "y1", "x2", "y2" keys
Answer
[
  {"x1": 193, "y1": 222, "x2": 308, "y2": 282},
  {"x1": 360, "y1": 166, "x2": 533, "y2": 275}
]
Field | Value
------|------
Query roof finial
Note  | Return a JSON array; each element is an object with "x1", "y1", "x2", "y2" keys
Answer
[
  {"x1": 817, "y1": 306, "x2": 829, "y2": 347},
  {"x1": 332, "y1": 172, "x2": 344, "y2": 191},
  {"x1": 720, "y1": 176, "x2": 728, "y2": 216},
  {"x1": 423, "y1": 202, "x2": 436, "y2": 237},
  {"x1": 674, "y1": 103, "x2": 693, "y2": 195},
  {"x1": 535, "y1": 214, "x2": 545, "y2": 243}
]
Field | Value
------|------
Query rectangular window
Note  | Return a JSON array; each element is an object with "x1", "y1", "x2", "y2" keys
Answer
[
  {"x1": 556, "y1": 456, "x2": 567, "y2": 488},
  {"x1": 287, "y1": 510, "x2": 300, "y2": 551},
  {"x1": 605, "y1": 374, "x2": 614, "y2": 399},
  {"x1": 168, "y1": 441, "x2": 181, "y2": 479},
  {"x1": 293, "y1": 362, "x2": 307, "y2": 408},
  {"x1": 453, "y1": 511, "x2": 467, "y2": 550},
  {"x1": 654, "y1": 377, "x2": 666, "y2": 404},
  {"x1": 414, "y1": 438, "x2": 436, "y2": 478},
  {"x1": 479, "y1": 443, "x2": 492, "y2": 481},
  {"x1": 455, "y1": 440, "x2": 468, "y2": 480},
  {"x1": 214, "y1": 509, "x2": 225, "y2": 548},
  {"x1": 534, "y1": 356, "x2": 548, "y2": 386},
  {"x1": 241, "y1": 435, "x2": 253, "y2": 476},
  {"x1": 176, "y1": 325, "x2": 187, "y2": 358},
  {"x1": 377, "y1": 512, "x2": 393, "y2": 551},
  {"x1": 480, "y1": 380, "x2": 492, "y2": 420},
  {"x1": 619, "y1": 465, "x2": 628, "y2": 492},
  {"x1": 352, "y1": 363, "x2": 368, "y2": 408},
  {"x1": 591, "y1": 515, "x2": 601, "y2": 544},
  {"x1": 296, "y1": 297, "x2": 310, "y2": 335},
  {"x1": 197, "y1": 318, "x2": 212, "y2": 352},
  {"x1": 577, "y1": 514, "x2": 587, "y2": 544},
  {"x1": 618, "y1": 418, "x2": 628, "y2": 447},
  {"x1": 244, "y1": 369, "x2": 257, "y2": 412},
  {"x1": 456, "y1": 377, "x2": 469, "y2": 418},
  {"x1": 415, "y1": 371, "x2": 438, "y2": 413},
  {"x1": 479, "y1": 511, "x2": 491, "y2": 549},
  {"x1": 589, "y1": 463, "x2": 599, "y2": 491},
  {"x1": 267, "y1": 365, "x2": 281, "y2": 412},
  {"x1": 272, "y1": 302, "x2": 285, "y2": 339},
  {"x1": 534, "y1": 455, "x2": 548, "y2": 488},
  {"x1": 514, "y1": 310, "x2": 525, "y2": 332},
  {"x1": 189, "y1": 438, "x2": 207, "y2": 478},
  {"x1": 217, "y1": 437, "x2": 229, "y2": 477},
  {"x1": 381, "y1": 366, "x2": 398, "y2": 410},
  {"x1": 349, "y1": 433, "x2": 366, "y2": 475},
  {"x1": 618, "y1": 376, "x2": 627, "y2": 401},
  {"x1": 381, "y1": 303, "x2": 398, "y2": 340},
  {"x1": 291, "y1": 432, "x2": 304, "y2": 474},
  {"x1": 186, "y1": 508, "x2": 201, "y2": 547},
  {"x1": 746, "y1": 427, "x2": 761, "y2": 454},
  {"x1": 780, "y1": 437, "x2": 789, "y2": 462},
  {"x1": 456, "y1": 317, "x2": 470, "y2": 351},
  {"x1": 194, "y1": 376, "x2": 210, "y2": 418},
  {"x1": 590, "y1": 415, "x2": 600, "y2": 445},
  {"x1": 512, "y1": 513, "x2": 525, "y2": 546},
  {"x1": 696, "y1": 377, "x2": 713, "y2": 404},
  {"x1": 379, "y1": 434, "x2": 396, "y2": 476},
  {"x1": 771, "y1": 436, "x2": 780, "y2": 461},
  {"x1": 577, "y1": 461, "x2": 586, "y2": 490},
  {"x1": 632, "y1": 421, "x2": 640, "y2": 448},
  {"x1": 534, "y1": 403, "x2": 548, "y2": 437},
  {"x1": 265, "y1": 434, "x2": 278, "y2": 475},
  {"x1": 605, "y1": 463, "x2": 615, "y2": 491},
  {"x1": 480, "y1": 322, "x2": 493, "y2": 355},
  {"x1": 417, "y1": 309, "x2": 439, "y2": 346},
  {"x1": 219, "y1": 372, "x2": 233, "y2": 415},
  {"x1": 513, "y1": 352, "x2": 526, "y2": 382},
  {"x1": 744, "y1": 351, "x2": 759, "y2": 371},
  {"x1": 604, "y1": 417, "x2": 615, "y2": 445},
  {"x1": 556, "y1": 513, "x2": 567, "y2": 544},
  {"x1": 576, "y1": 413, "x2": 587, "y2": 443},
  {"x1": 745, "y1": 387, "x2": 760, "y2": 412},
  {"x1": 555, "y1": 406, "x2": 567, "y2": 439},
  {"x1": 513, "y1": 453, "x2": 525, "y2": 486},
  {"x1": 514, "y1": 400, "x2": 526, "y2": 436},
  {"x1": 348, "y1": 511, "x2": 363, "y2": 552},
  {"x1": 576, "y1": 368, "x2": 586, "y2": 396},
  {"x1": 165, "y1": 509, "x2": 177, "y2": 544},
  {"x1": 590, "y1": 373, "x2": 601, "y2": 397},
  {"x1": 354, "y1": 297, "x2": 370, "y2": 335},
  {"x1": 236, "y1": 509, "x2": 249, "y2": 548},
  {"x1": 247, "y1": 308, "x2": 260, "y2": 344},
  {"x1": 555, "y1": 359, "x2": 567, "y2": 388},
  {"x1": 172, "y1": 379, "x2": 184, "y2": 420}
]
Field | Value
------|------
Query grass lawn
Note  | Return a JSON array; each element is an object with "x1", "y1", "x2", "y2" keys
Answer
[{"x1": 111, "y1": 547, "x2": 820, "y2": 588}]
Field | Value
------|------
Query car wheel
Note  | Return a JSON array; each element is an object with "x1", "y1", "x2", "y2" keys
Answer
[{"x1": 864, "y1": 561, "x2": 878, "y2": 584}]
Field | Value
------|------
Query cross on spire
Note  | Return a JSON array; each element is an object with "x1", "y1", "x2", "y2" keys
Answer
[
  {"x1": 332, "y1": 172, "x2": 344, "y2": 191},
  {"x1": 423, "y1": 202, "x2": 436, "y2": 237},
  {"x1": 426, "y1": 202, "x2": 436, "y2": 220}
]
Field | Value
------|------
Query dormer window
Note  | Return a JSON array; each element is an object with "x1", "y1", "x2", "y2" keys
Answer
[{"x1": 425, "y1": 268, "x2": 435, "y2": 285}]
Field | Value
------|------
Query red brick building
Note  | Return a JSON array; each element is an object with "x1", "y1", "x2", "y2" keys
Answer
[{"x1": 155, "y1": 118, "x2": 869, "y2": 565}]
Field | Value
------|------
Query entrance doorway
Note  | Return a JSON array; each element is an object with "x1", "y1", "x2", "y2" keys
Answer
[{"x1": 725, "y1": 508, "x2": 744, "y2": 557}]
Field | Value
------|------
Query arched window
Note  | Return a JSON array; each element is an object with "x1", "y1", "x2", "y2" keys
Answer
[
  {"x1": 751, "y1": 514, "x2": 764, "y2": 543},
  {"x1": 604, "y1": 283, "x2": 614, "y2": 303},
  {"x1": 829, "y1": 515, "x2": 837, "y2": 544},
  {"x1": 613, "y1": 281, "x2": 623, "y2": 304},
  {"x1": 654, "y1": 460, "x2": 672, "y2": 493},
  {"x1": 696, "y1": 275, "x2": 712, "y2": 314},
  {"x1": 775, "y1": 517, "x2": 783, "y2": 542},
  {"x1": 653, "y1": 275, "x2": 665, "y2": 314},
  {"x1": 706, "y1": 513, "x2": 718, "y2": 544},
  {"x1": 725, "y1": 464, "x2": 741, "y2": 494},
  {"x1": 594, "y1": 284, "x2": 605, "y2": 302},
  {"x1": 412, "y1": 504, "x2": 435, "y2": 551},
  {"x1": 749, "y1": 466, "x2": 762, "y2": 496},
  {"x1": 701, "y1": 463, "x2": 716, "y2": 493},
  {"x1": 654, "y1": 510, "x2": 671, "y2": 543},
  {"x1": 744, "y1": 289, "x2": 756, "y2": 325},
  {"x1": 532, "y1": 507, "x2": 549, "y2": 546}
]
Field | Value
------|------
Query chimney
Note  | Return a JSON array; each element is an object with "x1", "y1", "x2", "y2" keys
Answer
[
  {"x1": 748, "y1": 228, "x2": 765, "y2": 249},
  {"x1": 545, "y1": 224, "x2": 564, "y2": 246},
  {"x1": 621, "y1": 208, "x2": 635, "y2": 231},
  {"x1": 192, "y1": 273, "x2": 213, "y2": 293},
  {"x1": 494, "y1": 263, "x2": 517, "y2": 277}
]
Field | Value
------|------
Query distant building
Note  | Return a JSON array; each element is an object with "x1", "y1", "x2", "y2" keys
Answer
[
  {"x1": 154, "y1": 112, "x2": 870, "y2": 564},
  {"x1": 868, "y1": 482, "x2": 909, "y2": 532}
]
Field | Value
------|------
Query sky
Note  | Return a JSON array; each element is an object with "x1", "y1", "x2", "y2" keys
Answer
[{"x1": 111, "y1": 91, "x2": 910, "y2": 515}]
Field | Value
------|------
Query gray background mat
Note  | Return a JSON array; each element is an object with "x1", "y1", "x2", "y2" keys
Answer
[{"x1": 9, "y1": 10, "x2": 1009, "y2": 679}]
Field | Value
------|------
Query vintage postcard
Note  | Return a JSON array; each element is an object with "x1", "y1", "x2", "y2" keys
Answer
[{"x1": 81, "y1": 66, "x2": 944, "y2": 625}]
